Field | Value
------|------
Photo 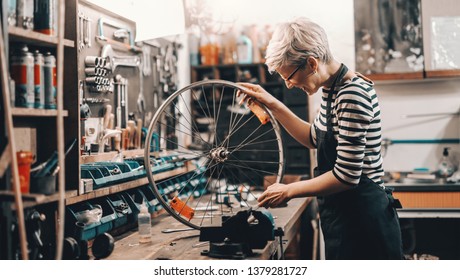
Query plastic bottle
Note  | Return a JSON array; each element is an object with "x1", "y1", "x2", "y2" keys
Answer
[
  {"x1": 438, "y1": 147, "x2": 455, "y2": 179},
  {"x1": 138, "y1": 202, "x2": 151, "y2": 243},
  {"x1": 236, "y1": 31, "x2": 253, "y2": 64}
]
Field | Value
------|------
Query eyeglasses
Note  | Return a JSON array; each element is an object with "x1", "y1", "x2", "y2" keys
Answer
[
  {"x1": 284, "y1": 63, "x2": 304, "y2": 81},
  {"x1": 282, "y1": 63, "x2": 316, "y2": 82}
]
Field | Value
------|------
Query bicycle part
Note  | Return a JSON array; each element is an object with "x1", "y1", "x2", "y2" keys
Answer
[{"x1": 144, "y1": 80, "x2": 285, "y2": 229}]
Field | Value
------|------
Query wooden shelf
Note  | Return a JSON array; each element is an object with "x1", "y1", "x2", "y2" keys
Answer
[
  {"x1": 11, "y1": 108, "x2": 68, "y2": 117},
  {"x1": 365, "y1": 72, "x2": 425, "y2": 81},
  {"x1": 81, "y1": 149, "x2": 145, "y2": 164},
  {"x1": 8, "y1": 26, "x2": 74, "y2": 48},
  {"x1": 0, "y1": 190, "x2": 78, "y2": 209},
  {"x1": 425, "y1": 69, "x2": 460, "y2": 78},
  {"x1": 66, "y1": 166, "x2": 193, "y2": 205}
]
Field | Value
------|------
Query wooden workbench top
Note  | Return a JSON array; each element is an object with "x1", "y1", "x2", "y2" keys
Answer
[{"x1": 107, "y1": 197, "x2": 311, "y2": 260}]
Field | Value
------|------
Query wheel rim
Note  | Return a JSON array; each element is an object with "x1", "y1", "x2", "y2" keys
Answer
[{"x1": 144, "y1": 80, "x2": 285, "y2": 229}]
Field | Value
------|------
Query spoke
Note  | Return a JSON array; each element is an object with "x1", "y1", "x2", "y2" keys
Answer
[
  {"x1": 224, "y1": 164, "x2": 260, "y2": 204},
  {"x1": 226, "y1": 159, "x2": 282, "y2": 165},
  {"x1": 227, "y1": 138, "x2": 279, "y2": 150},
  {"x1": 220, "y1": 114, "x2": 256, "y2": 150},
  {"x1": 201, "y1": 85, "x2": 215, "y2": 128},
  {"x1": 213, "y1": 85, "x2": 225, "y2": 145},
  {"x1": 177, "y1": 161, "x2": 221, "y2": 218},
  {"x1": 174, "y1": 159, "x2": 214, "y2": 198},
  {"x1": 164, "y1": 101, "x2": 208, "y2": 145},
  {"x1": 227, "y1": 122, "x2": 263, "y2": 153},
  {"x1": 231, "y1": 149, "x2": 280, "y2": 152},
  {"x1": 157, "y1": 119, "x2": 205, "y2": 145},
  {"x1": 223, "y1": 161, "x2": 279, "y2": 177},
  {"x1": 175, "y1": 95, "x2": 204, "y2": 142},
  {"x1": 190, "y1": 88, "x2": 213, "y2": 124},
  {"x1": 223, "y1": 89, "x2": 250, "y2": 149},
  {"x1": 158, "y1": 135, "x2": 203, "y2": 157},
  {"x1": 226, "y1": 154, "x2": 280, "y2": 187},
  {"x1": 198, "y1": 162, "x2": 221, "y2": 227},
  {"x1": 231, "y1": 127, "x2": 276, "y2": 153}
]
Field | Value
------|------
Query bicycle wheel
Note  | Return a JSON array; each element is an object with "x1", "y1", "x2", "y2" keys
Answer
[{"x1": 144, "y1": 80, "x2": 285, "y2": 229}]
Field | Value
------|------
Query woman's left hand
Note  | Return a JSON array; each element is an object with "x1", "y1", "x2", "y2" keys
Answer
[{"x1": 257, "y1": 183, "x2": 290, "y2": 208}]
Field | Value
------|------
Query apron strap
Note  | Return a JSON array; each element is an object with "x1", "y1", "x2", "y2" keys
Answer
[{"x1": 326, "y1": 63, "x2": 348, "y2": 131}]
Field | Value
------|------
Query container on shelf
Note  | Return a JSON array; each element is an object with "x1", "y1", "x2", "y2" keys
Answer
[{"x1": 16, "y1": 150, "x2": 34, "y2": 193}]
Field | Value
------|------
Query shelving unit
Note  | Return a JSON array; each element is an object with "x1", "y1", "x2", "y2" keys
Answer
[
  {"x1": 0, "y1": 1, "x2": 73, "y2": 260},
  {"x1": 65, "y1": 165, "x2": 194, "y2": 205}
]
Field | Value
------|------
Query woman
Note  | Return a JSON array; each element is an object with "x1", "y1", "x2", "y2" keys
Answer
[{"x1": 238, "y1": 17, "x2": 403, "y2": 260}]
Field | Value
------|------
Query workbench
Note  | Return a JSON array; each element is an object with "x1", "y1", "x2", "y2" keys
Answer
[{"x1": 107, "y1": 197, "x2": 312, "y2": 260}]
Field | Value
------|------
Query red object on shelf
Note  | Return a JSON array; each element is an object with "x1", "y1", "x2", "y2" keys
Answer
[{"x1": 16, "y1": 151, "x2": 34, "y2": 193}]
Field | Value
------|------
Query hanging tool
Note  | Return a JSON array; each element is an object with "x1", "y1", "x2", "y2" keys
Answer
[
  {"x1": 114, "y1": 75, "x2": 123, "y2": 128},
  {"x1": 137, "y1": 62, "x2": 146, "y2": 122},
  {"x1": 79, "y1": 80, "x2": 91, "y2": 119},
  {"x1": 141, "y1": 45, "x2": 151, "y2": 76}
]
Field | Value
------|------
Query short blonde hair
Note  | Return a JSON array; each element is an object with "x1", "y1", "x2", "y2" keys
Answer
[{"x1": 265, "y1": 17, "x2": 333, "y2": 73}]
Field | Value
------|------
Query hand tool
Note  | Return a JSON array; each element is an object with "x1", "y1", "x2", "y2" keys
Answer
[
  {"x1": 142, "y1": 45, "x2": 151, "y2": 76},
  {"x1": 161, "y1": 227, "x2": 196, "y2": 234},
  {"x1": 33, "y1": 138, "x2": 77, "y2": 177},
  {"x1": 136, "y1": 118, "x2": 142, "y2": 149},
  {"x1": 137, "y1": 65, "x2": 146, "y2": 122}
]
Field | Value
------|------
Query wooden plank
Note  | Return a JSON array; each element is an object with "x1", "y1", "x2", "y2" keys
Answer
[
  {"x1": 365, "y1": 72, "x2": 424, "y2": 81},
  {"x1": 425, "y1": 70, "x2": 460, "y2": 78},
  {"x1": 8, "y1": 26, "x2": 74, "y2": 47},
  {"x1": 12, "y1": 108, "x2": 69, "y2": 117},
  {"x1": 393, "y1": 191, "x2": 460, "y2": 208}
]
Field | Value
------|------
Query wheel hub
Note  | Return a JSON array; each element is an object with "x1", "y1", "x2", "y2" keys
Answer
[{"x1": 209, "y1": 147, "x2": 230, "y2": 163}]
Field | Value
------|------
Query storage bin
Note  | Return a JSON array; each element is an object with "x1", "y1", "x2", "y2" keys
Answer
[
  {"x1": 66, "y1": 202, "x2": 101, "y2": 241},
  {"x1": 88, "y1": 198, "x2": 117, "y2": 235},
  {"x1": 107, "y1": 193, "x2": 133, "y2": 226}
]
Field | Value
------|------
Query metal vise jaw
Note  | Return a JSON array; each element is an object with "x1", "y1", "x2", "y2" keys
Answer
[{"x1": 199, "y1": 209, "x2": 275, "y2": 259}]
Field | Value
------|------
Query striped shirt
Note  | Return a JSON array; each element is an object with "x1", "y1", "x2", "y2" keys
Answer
[{"x1": 310, "y1": 75, "x2": 384, "y2": 187}]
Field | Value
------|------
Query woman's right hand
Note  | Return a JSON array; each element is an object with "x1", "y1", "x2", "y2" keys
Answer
[{"x1": 236, "y1": 82, "x2": 280, "y2": 110}]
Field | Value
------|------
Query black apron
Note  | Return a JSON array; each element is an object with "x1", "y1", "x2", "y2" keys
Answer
[{"x1": 314, "y1": 64, "x2": 404, "y2": 260}]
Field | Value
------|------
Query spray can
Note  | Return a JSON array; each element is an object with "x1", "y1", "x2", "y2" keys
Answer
[
  {"x1": 11, "y1": 45, "x2": 34, "y2": 108},
  {"x1": 17, "y1": 0, "x2": 34, "y2": 29},
  {"x1": 33, "y1": 50, "x2": 45, "y2": 109},
  {"x1": 44, "y1": 52, "x2": 57, "y2": 109},
  {"x1": 33, "y1": 0, "x2": 57, "y2": 36}
]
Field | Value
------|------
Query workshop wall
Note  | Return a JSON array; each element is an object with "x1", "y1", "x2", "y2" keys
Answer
[{"x1": 181, "y1": 0, "x2": 459, "y2": 174}]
